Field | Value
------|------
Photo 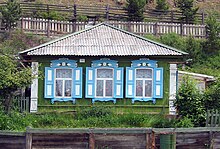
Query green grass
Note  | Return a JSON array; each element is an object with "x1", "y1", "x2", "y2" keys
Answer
[{"x1": 0, "y1": 106, "x2": 194, "y2": 131}]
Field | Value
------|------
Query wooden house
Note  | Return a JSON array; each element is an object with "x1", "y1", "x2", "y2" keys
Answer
[{"x1": 19, "y1": 23, "x2": 187, "y2": 114}]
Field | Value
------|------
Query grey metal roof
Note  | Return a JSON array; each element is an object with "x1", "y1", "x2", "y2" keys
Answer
[{"x1": 19, "y1": 23, "x2": 188, "y2": 56}]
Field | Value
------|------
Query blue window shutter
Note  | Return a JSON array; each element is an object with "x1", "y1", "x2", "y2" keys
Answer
[
  {"x1": 153, "y1": 68, "x2": 164, "y2": 98},
  {"x1": 85, "y1": 67, "x2": 95, "y2": 98},
  {"x1": 72, "y1": 67, "x2": 82, "y2": 98},
  {"x1": 125, "y1": 67, "x2": 135, "y2": 98},
  {"x1": 114, "y1": 67, "x2": 124, "y2": 98},
  {"x1": 44, "y1": 67, "x2": 54, "y2": 98}
]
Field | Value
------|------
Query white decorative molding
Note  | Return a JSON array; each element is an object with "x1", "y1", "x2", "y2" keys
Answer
[
  {"x1": 169, "y1": 64, "x2": 177, "y2": 115},
  {"x1": 117, "y1": 70, "x2": 121, "y2": 80},
  {"x1": 30, "y1": 62, "x2": 38, "y2": 113},
  {"x1": 116, "y1": 85, "x2": 121, "y2": 96},
  {"x1": 156, "y1": 85, "x2": 161, "y2": 96},
  {"x1": 128, "y1": 70, "x2": 133, "y2": 80},
  {"x1": 75, "y1": 85, "x2": 80, "y2": 96},
  {"x1": 75, "y1": 69, "x2": 80, "y2": 81},
  {"x1": 88, "y1": 85, "x2": 93, "y2": 96},
  {"x1": 48, "y1": 70, "x2": 52, "y2": 81},
  {"x1": 128, "y1": 85, "x2": 133, "y2": 96},
  {"x1": 156, "y1": 70, "x2": 161, "y2": 81},
  {"x1": 88, "y1": 70, "x2": 93, "y2": 80}
]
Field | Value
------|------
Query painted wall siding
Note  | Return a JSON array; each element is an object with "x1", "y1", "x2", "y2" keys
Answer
[{"x1": 35, "y1": 56, "x2": 170, "y2": 113}]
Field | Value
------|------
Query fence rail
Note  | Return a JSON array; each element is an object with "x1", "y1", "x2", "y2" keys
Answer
[
  {"x1": 0, "y1": 2, "x2": 210, "y2": 24},
  {"x1": 18, "y1": 18, "x2": 207, "y2": 38},
  {"x1": 1, "y1": 127, "x2": 220, "y2": 149}
]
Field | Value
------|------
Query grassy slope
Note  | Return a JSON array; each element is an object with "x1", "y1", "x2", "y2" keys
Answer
[{"x1": 0, "y1": 0, "x2": 220, "y2": 13}]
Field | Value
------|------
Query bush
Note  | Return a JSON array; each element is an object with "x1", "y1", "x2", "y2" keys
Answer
[
  {"x1": 125, "y1": 0, "x2": 146, "y2": 21},
  {"x1": 156, "y1": 0, "x2": 169, "y2": 11},
  {"x1": 176, "y1": 76, "x2": 206, "y2": 127},
  {"x1": 118, "y1": 113, "x2": 147, "y2": 127},
  {"x1": 76, "y1": 106, "x2": 113, "y2": 119}
]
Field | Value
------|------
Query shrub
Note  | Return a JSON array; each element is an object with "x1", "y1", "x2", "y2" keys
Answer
[
  {"x1": 118, "y1": 113, "x2": 147, "y2": 127},
  {"x1": 156, "y1": 0, "x2": 169, "y2": 11},
  {"x1": 76, "y1": 106, "x2": 113, "y2": 119},
  {"x1": 176, "y1": 76, "x2": 206, "y2": 127}
]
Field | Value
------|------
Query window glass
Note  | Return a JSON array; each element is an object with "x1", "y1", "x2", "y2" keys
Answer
[
  {"x1": 106, "y1": 80, "x2": 113, "y2": 96},
  {"x1": 65, "y1": 80, "x2": 72, "y2": 97},
  {"x1": 56, "y1": 80, "x2": 63, "y2": 97},
  {"x1": 136, "y1": 80, "x2": 143, "y2": 96},
  {"x1": 97, "y1": 69, "x2": 113, "y2": 78},
  {"x1": 136, "y1": 69, "x2": 152, "y2": 78},
  {"x1": 145, "y1": 80, "x2": 152, "y2": 97},
  {"x1": 96, "y1": 80, "x2": 104, "y2": 96},
  {"x1": 56, "y1": 69, "x2": 72, "y2": 78}
]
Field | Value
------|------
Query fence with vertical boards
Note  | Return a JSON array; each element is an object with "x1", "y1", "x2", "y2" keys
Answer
[
  {"x1": 1, "y1": 127, "x2": 220, "y2": 149},
  {"x1": 19, "y1": 18, "x2": 207, "y2": 38}
]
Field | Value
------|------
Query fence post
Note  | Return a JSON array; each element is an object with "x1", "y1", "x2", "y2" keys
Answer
[
  {"x1": 106, "y1": 4, "x2": 109, "y2": 21},
  {"x1": 46, "y1": 4, "x2": 50, "y2": 37},
  {"x1": 180, "y1": 23, "x2": 183, "y2": 36},
  {"x1": 89, "y1": 130, "x2": 95, "y2": 149},
  {"x1": 152, "y1": 130, "x2": 156, "y2": 149},
  {"x1": 171, "y1": 10, "x2": 174, "y2": 23},
  {"x1": 154, "y1": 22, "x2": 158, "y2": 36},
  {"x1": 25, "y1": 129, "x2": 32, "y2": 149},
  {"x1": 21, "y1": 16, "x2": 23, "y2": 31},
  {"x1": 202, "y1": 11, "x2": 205, "y2": 25}
]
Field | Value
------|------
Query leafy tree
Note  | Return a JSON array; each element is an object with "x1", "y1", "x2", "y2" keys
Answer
[
  {"x1": 156, "y1": 0, "x2": 169, "y2": 11},
  {"x1": 125, "y1": 0, "x2": 146, "y2": 21},
  {"x1": 0, "y1": 0, "x2": 21, "y2": 34},
  {"x1": 176, "y1": 0, "x2": 199, "y2": 24},
  {"x1": 205, "y1": 13, "x2": 220, "y2": 54},
  {"x1": 0, "y1": 55, "x2": 33, "y2": 113},
  {"x1": 203, "y1": 77, "x2": 220, "y2": 110},
  {"x1": 175, "y1": 76, "x2": 205, "y2": 127}
]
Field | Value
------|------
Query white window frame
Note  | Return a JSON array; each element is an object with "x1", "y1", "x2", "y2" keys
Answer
[
  {"x1": 135, "y1": 68, "x2": 153, "y2": 98},
  {"x1": 54, "y1": 68, "x2": 73, "y2": 98},
  {"x1": 95, "y1": 68, "x2": 114, "y2": 98}
]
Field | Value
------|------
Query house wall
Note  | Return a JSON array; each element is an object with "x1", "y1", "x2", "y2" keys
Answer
[{"x1": 33, "y1": 56, "x2": 171, "y2": 113}]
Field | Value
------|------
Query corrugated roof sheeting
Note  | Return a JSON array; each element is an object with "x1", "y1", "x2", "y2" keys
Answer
[{"x1": 21, "y1": 23, "x2": 186, "y2": 56}]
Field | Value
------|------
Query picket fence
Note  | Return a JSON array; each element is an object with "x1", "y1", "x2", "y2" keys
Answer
[{"x1": 19, "y1": 18, "x2": 207, "y2": 38}]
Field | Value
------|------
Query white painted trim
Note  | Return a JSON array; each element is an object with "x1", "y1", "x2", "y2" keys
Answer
[
  {"x1": 30, "y1": 62, "x2": 38, "y2": 113},
  {"x1": 169, "y1": 64, "x2": 177, "y2": 115}
]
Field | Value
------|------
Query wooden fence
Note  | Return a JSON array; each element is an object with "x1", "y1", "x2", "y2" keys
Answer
[
  {"x1": 19, "y1": 18, "x2": 207, "y2": 38},
  {"x1": 1, "y1": 127, "x2": 220, "y2": 149},
  {"x1": 206, "y1": 109, "x2": 220, "y2": 127},
  {"x1": 0, "y1": 2, "x2": 209, "y2": 24},
  {"x1": 0, "y1": 97, "x2": 30, "y2": 113}
]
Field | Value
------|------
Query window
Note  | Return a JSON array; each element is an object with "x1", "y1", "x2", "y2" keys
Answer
[
  {"x1": 44, "y1": 59, "x2": 82, "y2": 104},
  {"x1": 96, "y1": 68, "x2": 114, "y2": 97},
  {"x1": 55, "y1": 69, "x2": 72, "y2": 97},
  {"x1": 135, "y1": 68, "x2": 153, "y2": 97},
  {"x1": 86, "y1": 59, "x2": 124, "y2": 103},
  {"x1": 126, "y1": 60, "x2": 163, "y2": 104}
]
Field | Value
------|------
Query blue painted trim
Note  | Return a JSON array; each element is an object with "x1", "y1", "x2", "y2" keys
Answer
[
  {"x1": 51, "y1": 59, "x2": 77, "y2": 68},
  {"x1": 114, "y1": 67, "x2": 124, "y2": 98},
  {"x1": 91, "y1": 59, "x2": 118, "y2": 68},
  {"x1": 153, "y1": 68, "x2": 164, "y2": 98},
  {"x1": 92, "y1": 98, "x2": 116, "y2": 104},
  {"x1": 51, "y1": 98, "x2": 76, "y2": 104},
  {"x1": 125, "y1": 67, "x2": 135, "y2": 98},
  {"x1": 85, "y1": 67, "x2": 95, "y2": 98},
  {"x1": 131, "y1": 60, "x2": 157, "y2": 68},
  {"x1": 132, "y1": 98, "x2": 156, "y2": 104},
  {"x1": 44, "y1": 67, "x2": 54, "y2": 99},
  {"x1": 72, "y1": 67, "x2": 83, "y2": 98}
]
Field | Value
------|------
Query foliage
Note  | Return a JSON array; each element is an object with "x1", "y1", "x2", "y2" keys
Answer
[
  {"x1": 175, "y1": 117, "x2": 194, "y2": 128},
  {"x1": 76, "y1": 106, "x2": 113, "y2": 119},
  {"x1": 176, "y1": 0, "x2": 199, "y2": 24},
  {"x1": 0, "y1": 30, "x2": 46, "y2": 113},
  {"x1": 156, "y1": 0, "x2": 169, "y2": 11},
  {"x1": 205, "y1": 12, "x2": 220, "y2": 55},
  {"x1": 203, "y1": 77, "x2": 220, "y2": 110},
  {"x1": 76, "y1": 15, "x2": 88, "y2": 22},
  {"x1": 125, "y1": 0, "x2": 146, "y2": 21},
  {"x1": 175, "y1": 76, "x2": 206, "y2": 127},
  {"x1": 159, "y1": 33, "x2": 186, "y2": 51},
  {"x1": 0, "y1": 0, "x2": 21, "y2": 32}
]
